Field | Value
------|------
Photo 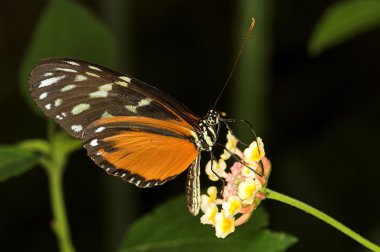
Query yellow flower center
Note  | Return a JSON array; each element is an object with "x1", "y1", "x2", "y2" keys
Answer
[
  {"x1": 226, "y1": 198, "x2": 241, "y2": 216},
  {"x1": 221, "y1": 216, "x2": 234, "y2": 233},
  {"x1": 238, "y1": 180, "x2": 258, "y2": 200},
  {"x1": 248, "y1": 146, "x2": 261, "y2": 162}
]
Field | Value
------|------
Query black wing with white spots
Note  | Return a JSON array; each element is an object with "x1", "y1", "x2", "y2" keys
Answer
[{"x1": 29, "y1": 58, "x2": 200, "y2": 138}]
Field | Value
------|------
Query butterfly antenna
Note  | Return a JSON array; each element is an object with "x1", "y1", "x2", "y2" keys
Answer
[{"x1": 213, "y1": 17, "x2": 256, "y2": 109}]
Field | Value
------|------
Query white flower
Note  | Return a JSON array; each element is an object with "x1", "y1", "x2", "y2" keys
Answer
[
  {"x1": 221, "y1": 131, "x2": 238, "y2": 160},
  {"x1": 243, "y1": 137, "x2": 265, "y2": 164},
  {"x1": 198, "y1": 131, "x2": 270, "y2": 239},
  {"x1": 205, "y1": 159, "x2": 227, "y2": 181},
  {"x1": 201, "y1": 186, "x2": 218, "y2": 213},
  {"x1": 241, "y1": 162, "x2": 258, "y2": 178},
  {"x1": 215, "y1": 211, "x2": 235, "y2": 238},
  {"x1": 222, "y1": 195, "x2": 242, "y2": 217},
  {"x1": 238, "y1": 178, "x2": 262, "y2": 204},
  {"x1": 200, "y1": 204, "x2": 219, "y2": 225}
]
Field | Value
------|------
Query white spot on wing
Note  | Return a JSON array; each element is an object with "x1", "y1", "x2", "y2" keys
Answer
[
  {"x1": 138, "y1": 98, "x2": 151, "y2": 106},
  {"x1": 56, "y1": 115, "x2": 63, "y2": 120},
  {"x1": 56, "y1": 68, "x2": 77, "y2": 73},
  {"x1": 119, "y1": 76, "x2": 131, "y2": 82},
  {"x1": 101, "y1": 111, "x2": 113, "y2": 118},
  {"x1": 99, "y1": 84, "x2": 113, "y2": 91},
  {"x1": 124, "y1": 98, "x2": 151, "y2": 113},
  {"x1": 85, "y1": 72, "x2": 100, "y2": 78},
  {"x1": 54, "y1": 98, "x2": 63, "y2": 107},
  {"x1": 71, "y1": 103, "x2": 90, "y2": 115},
  {"x1": 88, "y1": 65, "x2": 102, "y2": 71},
  {"x1": 125, "y1": 105, "x2": 137, "y2": 113},
  {"x1": 64, "y1": 61, "x2": 80, "y2": 66},
  {"x1": 44, "y1": 72, "x2": 53, "y2": 77},
  {"x1": 61, "y1": 84, "x2": 77, "y2": 92},
  {"x1": 90, "y1": 139, "x2": 98, "y2": 146},
  {"x1": 115, "y1": 81, "x2": 129, "y2": 87},
  {"x1": 71, "y1": 125, "x2": 83, "y2": 132},
  {"x1": 45, "y1": 103, "x2": 52, "y2": 110},
  {"x1": 39, "y1": 92, "x2": 48, "y2": 100},
  {"x1": 95, "y1": 127, "x2": 105, "y2": 133},
  {"x1": 75, "y1": 75, "x2": 87, "y2": 82},
  {"x1": 89, "y1": 84, "x2": 113, "y2": 98},
  {"x1": 39, "y1": 76, "x2": 66, "y2": 88},
  {"x1": 89, "y1": 90, "x2": 108, "y2": 98}
]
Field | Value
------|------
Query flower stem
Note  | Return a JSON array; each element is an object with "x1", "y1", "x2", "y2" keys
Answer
[
  {"x1": 265, "y1": 188, "x2": 380, "y2": 252},
  {"x1": 43, "y1": 124, "x2": 76, "y2": 252},
  {"x1": 47, "y1": 167, "x2": 75, "y2": 252}
]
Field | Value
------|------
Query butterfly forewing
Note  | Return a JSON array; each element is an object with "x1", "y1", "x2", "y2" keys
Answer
[
  {"x1": 29, "y1": 58, "x2": 201, "y2": 187},
  {"x1": 29, "y1": 58, "x2": 200, "y2": 138}
]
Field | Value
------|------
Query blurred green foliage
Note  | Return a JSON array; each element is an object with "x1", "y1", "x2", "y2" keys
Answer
[
  {"x1": 19, "y1": 0, "x2": 118, "y2": 115},
  {"x1": 119, "y1": 197, "x2": 297, "y2": 252},
  {"x1": 0, "y1": 145, "x2": 38, "y2": 182},
  {"x1": 309, "y1": 0, "x2": 380, "y2": 55},
  {"x1": 234, "y1": 0, "x2": 272, "y2": 138},
  {"x1": 4, "y1": 0, "x2": 118, "y2": 201},
  {"x1": 6, "y1": 0, "x2": 119, "y2": 251}
]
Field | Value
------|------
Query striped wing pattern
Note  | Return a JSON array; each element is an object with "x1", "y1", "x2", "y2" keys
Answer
[{"x1": 29, "y1": 58, "x2": 201, "y2": 187}]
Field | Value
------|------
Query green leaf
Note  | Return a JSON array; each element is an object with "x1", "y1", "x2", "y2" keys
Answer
[
  {"x1": 19, "y1": 0, "x2": 118, "y2": 114},
  {"x1": 309, "y1": 0, "x2": 380, "y2": 56},
  {"x1": 53, "y1": 131, "x2": 82, "y2": 156},
  {"x1": 119, "y1": 197, "x2": 297, "y2": 252},
  {"x1": 18, "y1": 138, "x2": 50, "y2": 154},
  {"x1": 0, "y1": 145, "x2": 39, "y2": 182}
]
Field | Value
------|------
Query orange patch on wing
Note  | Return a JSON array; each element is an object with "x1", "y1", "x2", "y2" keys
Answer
[{"x1": 99, "y1": 131, "x2": 198, "y2": 181}]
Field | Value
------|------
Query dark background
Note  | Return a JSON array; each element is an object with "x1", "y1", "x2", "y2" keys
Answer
[{"x1": 1, "y1": 0, "x2": 379, "y2": 251}]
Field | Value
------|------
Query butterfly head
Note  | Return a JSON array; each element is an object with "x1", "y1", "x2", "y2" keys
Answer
[{"x1": 196, "y1": 109, "x2": 220, "y2": 151}]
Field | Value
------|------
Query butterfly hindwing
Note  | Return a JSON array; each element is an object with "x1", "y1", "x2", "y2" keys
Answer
[
  {"x1": 83, "y1": 116, "x2": 199, "y2": 187},
  {"x1": 29, "y1": 58, "x2": 200, "y2": 139}
]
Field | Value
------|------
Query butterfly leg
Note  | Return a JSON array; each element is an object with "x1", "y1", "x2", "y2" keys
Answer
[
  {"x1": 220, "y1": 118, "x2": 264, "y2": 173},
  {"x1": 209, "y1": 151, "x2": 226, "y2": 197}
]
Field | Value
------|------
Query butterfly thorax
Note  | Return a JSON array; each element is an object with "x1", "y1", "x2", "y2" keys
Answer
[{"x1": 193, "y1": 109, "x2": 220, "y2": 151}]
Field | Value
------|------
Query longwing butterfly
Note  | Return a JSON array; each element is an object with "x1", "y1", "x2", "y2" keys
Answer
[
  {"x1": 29, "y1": 19, "x2": 256, "y2": 217},
  {"x1": 29, "y1": 58, "x2": 222, "y2": 215}
]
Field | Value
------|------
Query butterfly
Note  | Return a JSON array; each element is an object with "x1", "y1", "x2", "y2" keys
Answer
[{"x1": 29, "y1": 58, "x2": 225, "y2": 216}]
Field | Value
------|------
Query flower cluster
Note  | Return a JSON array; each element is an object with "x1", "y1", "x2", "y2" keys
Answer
[{"x1": 200, "y1": 131, "x2": 271, "y2": 238}]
